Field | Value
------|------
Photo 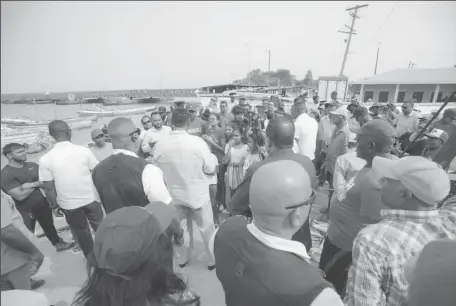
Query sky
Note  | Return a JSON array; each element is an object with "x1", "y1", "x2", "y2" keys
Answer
[{"x1": 1, "y1": 1, "x2": 456, "y2": 94}]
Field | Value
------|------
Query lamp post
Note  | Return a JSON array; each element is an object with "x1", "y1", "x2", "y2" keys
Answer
[{"x1": 265, "y1": 49, "x2": 271, "y2": 87}]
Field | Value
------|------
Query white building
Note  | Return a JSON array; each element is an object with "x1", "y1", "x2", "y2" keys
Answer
[{"x1": 351, "y1": 68, "x2": 456, "y2": 103}]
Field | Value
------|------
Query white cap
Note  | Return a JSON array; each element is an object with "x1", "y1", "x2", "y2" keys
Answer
[
  {"x1": 373, "y1": 156, "x2": 450, "y2": 206},
  {"x1": 424, "y1": 129, "x2": 449, "y2": 142},
  {"x1": 330, "y1": 107, "x2": 349, "y2": 118}
]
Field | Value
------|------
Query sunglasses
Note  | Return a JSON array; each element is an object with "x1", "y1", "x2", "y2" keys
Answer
[
  {"x1": 142, "y1": 120, "x2": 151, "y2": 125},
  {"x1": 95, "y1": 134, "x2": 105, "y2": 140},
  {"x1": 129, "y1": 128, "x2": 140, "y2": 137},
  {"x1": 285, "y1": 190, "x2": 317, "y2": 210}
]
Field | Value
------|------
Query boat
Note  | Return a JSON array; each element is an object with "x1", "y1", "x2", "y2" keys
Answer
[
  {"x1": 1, "y1": 132, "x2": 40, "y2": 148},
  {"x1": 56, "y1": 99, "x2": 90, "y2": 105},
  {"x1": 103, "y1": 97, "x2": 135, "y2": 105},
  {"x1": 6, "y1": 120, "x2": 93, "y2": 133},
  {"x1": 1, "y1": 117, "x2": 35, "y2": 125},
  {"x1": 132, "y1": 97, "x2": 161, "y2": 104},
  {"x1": 77, "y1": 106, "x2": 157, "y2": 117},
  {"x1": 24, "y1": 99, "x2": 57, "y2": 105},
  {"x1": 3, "y1": 116, "x2": 97, "y2": 127}
]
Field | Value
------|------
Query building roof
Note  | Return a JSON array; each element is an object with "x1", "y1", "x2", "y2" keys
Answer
[{"x1": 351, "y1": 68, "x2": 456, "y2": 85}]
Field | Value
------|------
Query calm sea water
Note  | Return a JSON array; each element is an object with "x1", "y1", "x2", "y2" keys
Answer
[{"x1": 1, "y1": 98, "x2": 201, "y2": 168}]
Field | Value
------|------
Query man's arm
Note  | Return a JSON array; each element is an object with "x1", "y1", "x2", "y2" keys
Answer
[
  {"x1": 86, "y1": 148, "x2": 99, "y2": 171},
  {"x1": 141, "y1": 130, "x2": 154, "y2": 154},
  {"x1": 333, "y1": 156, "x2": 347, "y2": 198},
  {"x1": 228, "y1": 165, "x2": 256, "y2": 215},
  {"x1": 6, "y1": 182, "x2": 42, "y2": 202},
  {"x1": 142, "y1": 164, "x2": 173, "y2": 205},
  {"x1": 38, "y1": 159, "x2": 59, "y2": 209},
  {"x1": 200, "y1": 139, "x2": 217, "y2": 174},
  {"x1": 345, "y1": 236, "x2": 386, "y2": 306},
  {"x1": 1, "y1": 224, "x2": 42, "y2": 260}
]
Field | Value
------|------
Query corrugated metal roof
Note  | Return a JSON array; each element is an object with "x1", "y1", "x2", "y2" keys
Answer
[{"x1": 351, "y1": 68, "x2": 456, "y2": 85}]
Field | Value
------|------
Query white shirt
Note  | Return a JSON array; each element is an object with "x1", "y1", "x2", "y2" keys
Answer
[
  {"x1": 209, "y1": 222, "x2": 344, "y2": 306},
  {"x1": 333, "y1": 151, "x2": 366, "y2": 199},
  {"x1": 153, "y1": 130, "x2": 217, "y2": 209},
  {"x1": 141, "y1": 125, "x2": 172, "y2": 155},
  {"x1": 294, "y1": 113, "x2": 319, "y2": 160},
  {"x1": 107, "y1": 149, "x2": 172, "y2": 205},
  {"x1": 206, "y1": 153, "x2": 218, "y2": 185},
  {"x1": 39, "y1": 141, "x2": 99, "y2": 210}
]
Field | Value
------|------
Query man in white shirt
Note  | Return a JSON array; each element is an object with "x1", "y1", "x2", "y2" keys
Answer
[
  {"x1": 142, "y1": 112, "x2": 172, "y2": 158},
  {"x1": 92, "y1": 117, "x2": 173, "y2": 215},
  {"x1": 294, "y1": 100, "x2": 319, "y2": 161},
  {"x1": 153, "y1": 108, "x2": 217, "y2": 270},
  {"x1": 395, "y1": 101, "x2": 419, "y2": 137},
  {"x1": 39, "y1": 120, "x2": 104, "y2": 259}
]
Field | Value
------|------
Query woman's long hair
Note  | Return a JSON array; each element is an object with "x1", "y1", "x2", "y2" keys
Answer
[{"x1": 73, "y1": 234, "x2": 186, "y2": 306}]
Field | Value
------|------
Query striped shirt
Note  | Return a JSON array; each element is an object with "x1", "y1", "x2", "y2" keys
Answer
[{"x1": 346, "y1": 197, "x2": 456, "y2": 306}]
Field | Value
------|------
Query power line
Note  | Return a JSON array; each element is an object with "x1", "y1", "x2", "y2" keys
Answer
[{"x1": 364, "y1": 1, "x2": 399, "y2": 49}]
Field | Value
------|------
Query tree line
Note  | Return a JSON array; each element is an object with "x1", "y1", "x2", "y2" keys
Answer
[{"x1": 233, "y1": 69, "x2": 317, "y2": 88}]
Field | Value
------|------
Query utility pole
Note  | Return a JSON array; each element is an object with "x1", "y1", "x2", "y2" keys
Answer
[
  {"x1": 265, "y1": 49, "x2": 271, "y2": 87},
  {"x1": 338, "y1": 4, "x2": 368, "y2": 76},
  {"x1": 374, "y1": 42, "x2": 381, "y2": 75}
]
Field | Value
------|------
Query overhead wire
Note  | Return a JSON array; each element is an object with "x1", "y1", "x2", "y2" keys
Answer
[{"x1": 363, "y1": 1, "x2": 399, "y2": 49}]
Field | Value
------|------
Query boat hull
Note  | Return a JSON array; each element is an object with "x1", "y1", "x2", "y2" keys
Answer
[
  {"x1": 1, "y1": 116, "x2": 97, "y2": 127},
  {"x1": 134, "y1": 97, "x2": 161, "y2": 104},
  {"x1": 56, "y1": 100, "x2": 90, "y2": 105},
  {"x1": 77, "y1": 106, "x2": 157, "y2": 117}
]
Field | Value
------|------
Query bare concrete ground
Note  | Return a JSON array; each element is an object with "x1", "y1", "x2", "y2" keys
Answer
[{"x1": 33, "y1": 190, "x2": 330, "y2": 306}]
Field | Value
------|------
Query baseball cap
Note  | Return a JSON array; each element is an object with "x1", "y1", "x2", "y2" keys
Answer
[
  {"x1": 424, "y1": 128, "x2": 449, "y2": 142},
  {"x1": 91, "y1": 129, "x2": 104, "y2": 138},
  {"x1": 352, "y1": 119, "x2": 396, "y2": 145},
  {"x1": 330, "y1": 107, "x2": 349, "y2": 118},
  {"x1": 158, "y1": 106, "x2": 166, "y2": 112},
  {"x1": 229, "y1": 92, "x2": 236, "y2": 96},
  {"x1": 239, "y1": 96, "x2": 246, "y2": 100},
  {"x1": 88, "y1": 203, "x2": 177, "y2": 277},
  {"x1": 353, "y1": 106, "x2": 369, "y2": 118},
  {"x1": 187, "y1": 104, "x2": 197, "y2": 112},
  {"x1": 372, "y1": 156, "x2": 450, "y2": 205},
  {"x1": 369, "y1": 102, "x2": 381, "y2": 110},
  {"x1": 443, "y1": 108, "x2": 456, "y2": 120}
]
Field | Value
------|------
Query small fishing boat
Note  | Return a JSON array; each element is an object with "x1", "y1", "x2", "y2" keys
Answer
[
  {"x1": 56, "y1": 100, "x2": 89, "y2": 105},
  {"x1": 6, "y1": 120, "x2": 94, "y2": 133},
  {"x1": 77, "y1": 106, "x2": 157, "y2": 117},
  {"x1": 133, "y1": 97, "x2": 162, "y2": 104},
  {"x1": 1, "y1": 117, "x2": 35, "y2": 125},
  {"x1": 3, "y1": 116, "x2": 97, "y2": 127},
  {"x1": 103, "y1": 97, "x2": 135, "y2": 105},
  {"x1": 1, "y1": 132, "x2": 40, "y2": 148},
  {"x1": 24, "y1": 99, "x2": 57, "y2": 105}
]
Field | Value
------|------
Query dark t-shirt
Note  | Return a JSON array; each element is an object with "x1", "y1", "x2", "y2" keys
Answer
[
  {"x1": 1, "y1": 162, "x2": 48, "y2": 212},
  {"x1": 187, "y1": 117, "x2": 207, "y2": 137}
]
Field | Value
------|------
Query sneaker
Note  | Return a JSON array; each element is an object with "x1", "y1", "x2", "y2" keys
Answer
[
  {"x1": 55, "y1": 240, "x2": 74, "y2": 252},
  {"x1": 30, "y1": 278, "x2": 46, "y2": 290}
]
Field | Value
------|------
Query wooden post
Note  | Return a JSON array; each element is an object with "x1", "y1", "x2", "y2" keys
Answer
[
  {"x1": 432, "y1": 84, "x2": 440, "y2": 103},
  {"x1": 393, "y1": 84, "x2": 400, "y2": 103}
]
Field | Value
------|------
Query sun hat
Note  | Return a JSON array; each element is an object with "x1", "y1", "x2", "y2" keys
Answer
[
  {"x1": 91, "y1": 129, "x2": 104, "y2": 138},
  {"x1": 372, "y1": 156, "x2": 450, "y2": 205},
  {"x1": 351, "y1": 119, "x2": 396, "y2": 146},
  {"x1": 330, "y1": 107, "x2": 349, "y2": 118}
]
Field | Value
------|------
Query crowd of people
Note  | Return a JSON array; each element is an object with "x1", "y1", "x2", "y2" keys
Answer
[{"x1": 1, "y1": 91, "x2": 455, "y2": 306}]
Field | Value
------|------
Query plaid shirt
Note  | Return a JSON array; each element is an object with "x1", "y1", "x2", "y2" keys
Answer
[{"x1": 345, "y1": 196, "x2": 456, "y2": 306}]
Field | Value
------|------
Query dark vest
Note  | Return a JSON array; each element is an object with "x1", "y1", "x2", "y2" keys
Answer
[
  {"x1": 214, "y1": 217, "x2": 331, "y2": 306},
  {"x1": 92, "y1": 154, "x2": 149, "y2": 214}
]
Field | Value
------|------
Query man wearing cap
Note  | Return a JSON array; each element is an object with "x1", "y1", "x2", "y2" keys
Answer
[
  {"x1": 369, "y1": 102, "x2": 383, "y2": 120},
  {"x1": 39, "y1": 120, "x2": 104, "y2": 259},
  {"x1": 92, "y1": 117, "x2": 172, "y2": 215},
  {"x1": 89, "y1": 129, "x2": 113, "y2": 162},
  {"x1": 212, "y1": 160, "x2": 343, "y2": 306},
  {"x1": 158, "y1": 106, "x2": 171, "y2": 127},
  {"x1": 352, "y1": 106, "x2": 371, "y2": 127},
  {"x1": 208, "y1": 96, "x2": 219, "y2": 114},
  {"x1": 141, "y1": 112, "x2": 172, "y2": 158},
  {"x1": 421, "y1": 128, "x2": 449, "y2": 160},
  {"x1": 434, "y1": 108, "x2": 456, "y2": 136},
  {"x1": 330, "y1": 91, "x2": 342, "y2": 108},
  {"x1": 238, "y1": 96, "x2": 247, "y2": 107},
  {"x1": 186, "y1": 104, "x2": 206, "y2": 137},
  {"x1": 293, "y1": 100, "x2": 319, "y2": 161},
  {"x1": 345, "y1": 156, "x2": 456, "y2": 306},
  {"x1": 229, "y1": 92, "x2": 236, "y2": 106},
  {"x1": 319, "y1": 119, "x2": 397, "y2": 296},
  {"x1": 153, "y1": 108, "x2": 217, "y2": 269},
  {"x1": 228, "y1": 117, "x2": 316, "y2": 250},
  {"x1": 1, "y1": 143, "x2": 73, "y2": 252},
  {"x1": 394, "y1": 101, "x2": 419, "y2": 138},
  {"x1": 321, "y1": 107, "x2": 351, "y2": 214}
]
